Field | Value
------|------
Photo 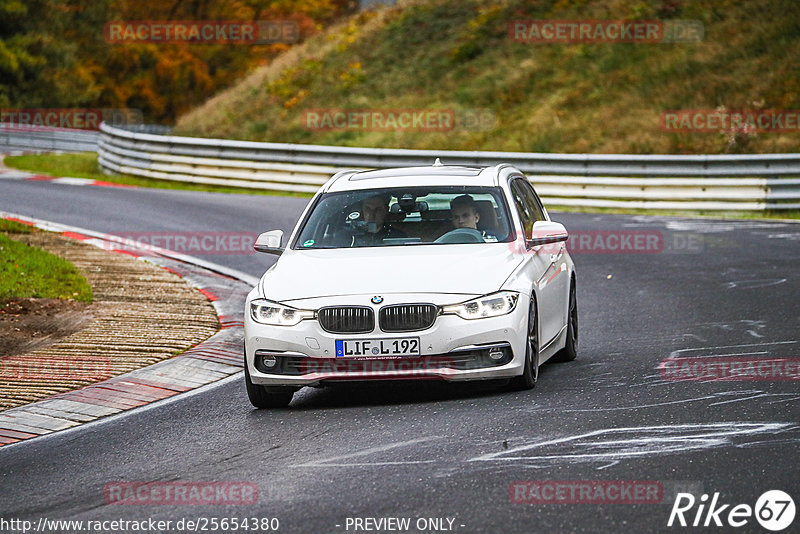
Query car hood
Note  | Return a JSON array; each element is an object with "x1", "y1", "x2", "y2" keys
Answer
[{"x1": 260, "y1": 244, "x2": 523, "y2": 302}]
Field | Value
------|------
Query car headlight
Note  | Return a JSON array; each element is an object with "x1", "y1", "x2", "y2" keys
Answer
[
  {"x1": 441, "y1": 291, "x2": 519, "y2": 320},
  {"x1": 250, "y1": 298, "x2": 315, "y2": 326}
]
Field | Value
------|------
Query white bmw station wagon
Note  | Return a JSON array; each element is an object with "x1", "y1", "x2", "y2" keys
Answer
[{"x1": 244, "y1": 163, "x2": 577, "y2": 407}]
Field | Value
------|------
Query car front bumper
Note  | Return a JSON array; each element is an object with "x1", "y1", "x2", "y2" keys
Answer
[{"x1": 244, "y1": 292, "x2": 529, "y2": 386}]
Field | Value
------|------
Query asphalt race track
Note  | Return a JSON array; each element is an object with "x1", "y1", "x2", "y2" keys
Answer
[{"x1": 0, "y1": 179, "x2": 798, "y2": 534}]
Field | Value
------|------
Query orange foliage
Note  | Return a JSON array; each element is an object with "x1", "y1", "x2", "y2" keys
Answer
[{"x1": 3, "y1": 0, "x2": 353, "y2": 123}]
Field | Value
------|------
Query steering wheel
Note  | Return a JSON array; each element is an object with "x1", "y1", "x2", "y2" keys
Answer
[{"x1": 434, "y1": 228, "x2": 485, "y2": 244}]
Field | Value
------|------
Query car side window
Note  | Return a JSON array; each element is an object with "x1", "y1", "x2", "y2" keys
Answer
[
  {"x1": 510, "y1": 180, "x2": 534, "y2": 239},
  {"x1": 516, "y1": 178, "x2": 546, "y2": 222}
]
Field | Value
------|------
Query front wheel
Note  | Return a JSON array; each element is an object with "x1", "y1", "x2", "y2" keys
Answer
[
  {"x1": 552, "y1": 281, "x2": 578, "y2": 363},
  {"x1": 245, "y1": 364, "x2": 295, "y2": 408},
  {"x1": 509, "y1": 295, "x2": 539, "y2": 390}
]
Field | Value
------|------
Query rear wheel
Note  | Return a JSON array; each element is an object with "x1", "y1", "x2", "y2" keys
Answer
[
  {"x1": 245, "y1": 363, "x2": 295, "y2": 408},
  {"x1": 509, "y1": 295, "x2": 539, "y2": 390},
  {"x1": 552, "y1": 280, "x2": 578, "y2": 363}
]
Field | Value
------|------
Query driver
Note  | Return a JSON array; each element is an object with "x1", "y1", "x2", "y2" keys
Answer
[
  {"x1": 353, "y1": 193, "x2": 406, "y2": 245},
  {"x1": 450, "y1": 194, "x2": 480, "y2": 230}
]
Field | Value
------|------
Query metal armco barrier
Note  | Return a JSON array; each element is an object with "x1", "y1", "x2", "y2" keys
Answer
[
  {"x1": 95, "y1": 122, "x2": 799, "y2": 210},
  {"x1": 1, "y1": 126, "x2": 99, "y2": 153}
]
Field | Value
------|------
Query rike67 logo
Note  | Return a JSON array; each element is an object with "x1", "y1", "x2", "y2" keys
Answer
[{"x1": 668, "y1": 490, "x2": 795, "y2": 531}]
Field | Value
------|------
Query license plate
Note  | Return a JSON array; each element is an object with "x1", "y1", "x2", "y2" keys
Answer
[{"x1": 335, "y1": 338, "x2": 420, "y2": 358}]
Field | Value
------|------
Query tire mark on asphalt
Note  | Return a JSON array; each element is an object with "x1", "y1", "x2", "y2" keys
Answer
[{"x1": 292, "y1": 436, "x2": 441, "y2": 467}]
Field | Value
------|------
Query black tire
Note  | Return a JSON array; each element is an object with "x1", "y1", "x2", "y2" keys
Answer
[
  {"x1": 552, "y1": 280, "x2": 578, "y2": 363},
  {"x1": 509, "y1": 295, "x2": 539, "y2": 390},
  {"x1": 245, "y1": 364, "x2": 295, "y2": 408}
]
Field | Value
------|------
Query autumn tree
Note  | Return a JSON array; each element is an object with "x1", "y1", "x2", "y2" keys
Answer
[{"x1": 0, "y1": 0, "x2": 355, "y2": 123}]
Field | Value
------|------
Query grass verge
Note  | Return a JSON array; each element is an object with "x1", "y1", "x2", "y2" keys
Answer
[
  {"x1": 3, "y1": 153, "x2": 313, "y2": 197},
  {"x1": 175, "y1": 0, "x2": 800, "y2": 155},
  {"x1": 0, "y1": 220, "x2": 93, "y2": 303},
  {"x1": 547, "y1": 205, "x2": 800, "y2": 221}
]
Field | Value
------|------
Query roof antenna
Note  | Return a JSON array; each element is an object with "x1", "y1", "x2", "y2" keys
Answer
[{"x1": 433, "y1": 158, "x2": 443, "y2": 166}]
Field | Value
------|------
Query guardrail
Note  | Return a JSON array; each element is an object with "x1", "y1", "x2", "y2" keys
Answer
[
  {"x1": 94, "y1": 122, "x2": 794, "y2": 210},
  {"x1": 1, "y1": 126, "x2": 99, "y2": 153}
]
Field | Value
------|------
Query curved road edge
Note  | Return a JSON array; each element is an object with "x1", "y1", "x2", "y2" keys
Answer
[{"x1": 0, "y1": 212, "x2": 255, "y2": 448}]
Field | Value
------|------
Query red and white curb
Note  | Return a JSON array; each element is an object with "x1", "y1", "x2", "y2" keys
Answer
[
  {"x1": 0, "y1": 213, "x2": 258, "y2": 447},
  {"x1": 0, "y1": 168, "x2": 135, "y2": 188}
]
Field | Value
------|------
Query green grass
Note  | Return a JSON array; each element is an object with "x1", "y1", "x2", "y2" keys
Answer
[
  {"x1": 176, "y1": 0, "x2": 800, "y2": 155},
  {"x1": 0, "y1": 219, "x2": 34, "y2": 234},
  {"x1": 3, "y1": 153, "x2": 313, "y2": 197},
  {"x1": 7, "y1": 1, "x2": 793, "y2": 220},
  {"x1": 0, "y1": 223, "x2": 93, "y2": 303},
  {"x1": 546, "y1": 206, "x2": 800, "y2": 221},
  {"x1": 5, "y1": 153, "x2": 107, "y2": 182}
]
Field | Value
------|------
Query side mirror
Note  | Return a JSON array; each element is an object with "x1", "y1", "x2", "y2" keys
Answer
[
  {"x1": 527, "y1": 221, "x2": 568, "y2": 248},
  {"x1": 254, "y1": 230, "x2": 285, "y2": 255}
]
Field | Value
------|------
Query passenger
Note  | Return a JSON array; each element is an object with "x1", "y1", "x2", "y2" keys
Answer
[{"x1": 436, "y1": 194, "x2": 495, "y2": 243}]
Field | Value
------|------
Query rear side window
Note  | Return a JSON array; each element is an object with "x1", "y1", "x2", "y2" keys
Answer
[
  {"x1": 510, "y1": 179, "x2": 536, "y2": 238},
  {"x1": 513, "y1": 178, "x2": 546, "y2": 222}
]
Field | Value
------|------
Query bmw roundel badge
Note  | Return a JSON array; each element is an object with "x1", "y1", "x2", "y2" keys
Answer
[{"x1": 371, "y1": 296, "x2": 384, "y2": 304}]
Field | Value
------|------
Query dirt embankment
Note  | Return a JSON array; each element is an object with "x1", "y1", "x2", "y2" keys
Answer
[{"x1": 0, "y1": 230, "x2": 220, "y2": 410}]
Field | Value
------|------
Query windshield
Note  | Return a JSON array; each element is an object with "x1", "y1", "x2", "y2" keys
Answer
[{"x1": 293, "y1": 186, "x2": 514, "y2": 249}]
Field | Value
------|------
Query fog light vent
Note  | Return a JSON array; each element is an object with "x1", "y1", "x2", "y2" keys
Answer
[{"x1": 488, "y1": 348, "x2": 505, "y2": 361}]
